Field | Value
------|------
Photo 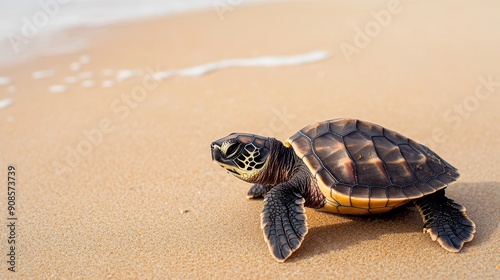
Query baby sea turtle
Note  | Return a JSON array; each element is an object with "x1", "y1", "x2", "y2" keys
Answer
[{"x1": 211, "y1": 118, "x2": 475, "y2": 262}]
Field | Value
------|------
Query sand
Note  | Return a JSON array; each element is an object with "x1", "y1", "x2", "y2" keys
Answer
[{"x1": 1, "y1": 0, "x2": 499, "y2": 279}]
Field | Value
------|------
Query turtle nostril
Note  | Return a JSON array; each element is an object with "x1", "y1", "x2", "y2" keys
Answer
[
  {"x1": 211, "y1": 143, "x2": 220, "y2": 151},
  {"x1": 211, "y1": 143, "x2": 219, "y2": 161}
]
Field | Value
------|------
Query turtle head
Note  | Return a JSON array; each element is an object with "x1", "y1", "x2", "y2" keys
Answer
[{"x1": 211, "y1": 133, "x2": 270, "y2": 183}]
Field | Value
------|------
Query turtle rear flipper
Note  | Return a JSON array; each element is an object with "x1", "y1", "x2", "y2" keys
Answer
[
  {"x1": 414, "y1": 189, "x2": 476, "y2": 252},
  {"x1": 261, "y1": 184, "x2": 308, "y2": 262}
]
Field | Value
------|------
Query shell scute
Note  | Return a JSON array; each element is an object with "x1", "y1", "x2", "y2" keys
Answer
[
  {"x1": 415, "y1": 182, "x2": 435, "y2": 194},
  {"x1": 383, "y1": 128, "x2": 408, "y2": 145},
  {"x1": 372, "y1": 136, "x2": 401, "y2": 162},
  {"x1": 331, "y1": 184, "x2": 352, "y2": 206},
  {"x1": 288, "y1": 133, "x2": 311, "y2": 157},
  {"x1": 344, "y1": 131, "x2": 390, "y2": 186},
  {"x1": 302, "y1": 121, "x2": 330, "y2": 139},
  {"x1": 428, "y1": 178, "x2": 446, "y2": 190},
  {"x1": 370, "y1": 187, "x2": 387, "y2": 200},
  {"x1": 313, "y1": 133, "x2": 356, "y2": 184},
  {"x1": 351, "y1": 186, "x2": 371, "y2": 208},
  {"x1": 357, "y1": 120, "x2": 384, "y2": 137},
  {"x1": 386, "y1": 185, "x2": 406, "y2": 199},
  {"x1": 386, "y1": 162, "x2": 416, "y2": 186},
  {"x1": 316, "y1": 169, "x2": 336, "y2": 189},
  {"x1": 303, "y1": 153, "x2": 323, "y2": 176},
  {"x1": 328, "y1": 118, "x2": 358, "y2": 137},
  {"x1": 425, "y1": 154, "x2": 447, "y2": 175},
  {"x1": 372, "y1": 136, "x2": 416, "y2": 185},
  {"x1": 413, "y1": 161, "x2": 435, "y2": 181},
  {"x1": 438, "y1": 172, "x2": 457, "y2": 184},
  {"x1": 402, "y1": 185, "x2": 424, "y2": 199},
  {"x1": 332, "y1": 183, "x2": 351, "y2": 197}
]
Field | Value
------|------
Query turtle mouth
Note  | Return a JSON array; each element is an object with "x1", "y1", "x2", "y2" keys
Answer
[
  {"x1": 217, "y1": 162, "x2": 245, "y2": 178},
  {"x1": 225, "y1": 167, "x2": 240, "y2": 175}
]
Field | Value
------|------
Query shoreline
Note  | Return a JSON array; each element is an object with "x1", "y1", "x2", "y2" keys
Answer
[{"x1": 0, "y1": 0, "x2": 279, "y2": 68}]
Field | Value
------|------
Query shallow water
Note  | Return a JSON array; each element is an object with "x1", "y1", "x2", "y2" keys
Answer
[{"x1": 0, "y1": 0, "x2": 276, "y2": 66}]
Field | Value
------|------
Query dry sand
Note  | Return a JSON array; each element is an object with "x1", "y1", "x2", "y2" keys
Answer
[{"x1": 0, "y1": 0, "x2": 499, "y2": 279}]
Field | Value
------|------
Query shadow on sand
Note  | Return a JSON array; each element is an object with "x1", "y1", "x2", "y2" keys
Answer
[{"x1": 287, "y1": 182, "x2": 499, "y2": 262}]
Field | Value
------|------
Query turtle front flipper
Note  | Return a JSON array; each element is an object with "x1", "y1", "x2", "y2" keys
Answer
[
  {"x1": 261, "y1": 184, "x2": 308, "y2": 262},
  {"x1": 414, "y1": 189, "x2": 476, "y2": 252},
  {"x1": 247, "y1": 184, "x2": 273, "y2": 199}
]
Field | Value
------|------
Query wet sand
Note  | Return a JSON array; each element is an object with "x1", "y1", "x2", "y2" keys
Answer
[{"x1": 0, "y1": 0, "x2": 499, "y2": 279}]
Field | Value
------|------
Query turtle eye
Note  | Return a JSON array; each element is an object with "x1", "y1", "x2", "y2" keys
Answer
[
  {"x1": 223, "y1": 141, "x2": 241, "y2": 159},
  {"x1": 225, "y1": 142, "x2": 241, "y2": 158}
]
